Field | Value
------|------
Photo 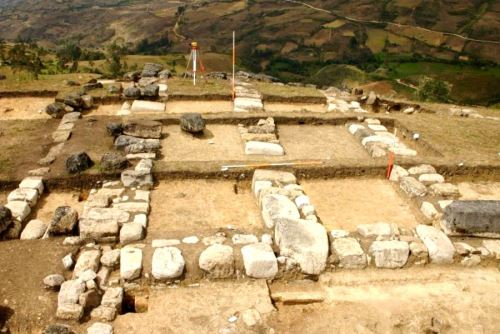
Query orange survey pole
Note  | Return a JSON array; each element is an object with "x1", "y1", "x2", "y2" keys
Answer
[
  {"x1": 232, "y1": 31, "x2": 236, "y2": 101},
  {"x1": 386, "y1": 151, "x2": 394, "y2": 179}
]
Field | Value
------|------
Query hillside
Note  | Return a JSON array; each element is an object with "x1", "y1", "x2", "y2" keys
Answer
[{"x1": 0, "y1": 0, "x2": 499, "y2": 64}]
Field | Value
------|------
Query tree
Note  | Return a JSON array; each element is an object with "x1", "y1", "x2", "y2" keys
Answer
[
  {"x1": 56, "y1": 40, "x2": 82, "y2": 72},
  {"x1": 416, "y1": 76, "x2": 451, "y2": 102},
  {"x1": 7, "y1": 42, "x2": 44, "y2": 79},
  {"x1": 106, "y1": 42, "x2": 127, "y2": 77}
]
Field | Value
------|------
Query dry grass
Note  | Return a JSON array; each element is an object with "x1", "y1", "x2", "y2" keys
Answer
[
  {"x1": 254, "y1": 82, "x2": 323, "y2": 98},
  {"x1": 167, "y1": 77, "x2": 231, "y2": 96}
]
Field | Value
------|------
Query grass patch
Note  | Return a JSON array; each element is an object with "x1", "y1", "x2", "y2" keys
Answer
[
  {"x1": 323, "y1": 19, "x2": 346, "y2": 29},
  {"x1": 254, "y1": 81, "x2": 323, "y2": 98},
  {"x1": 366, "y1": 29, "x2": 387, "y2": 53}
]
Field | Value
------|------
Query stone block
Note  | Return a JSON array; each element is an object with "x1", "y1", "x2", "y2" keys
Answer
[
  {"x1": 245, "y1": 141, "x2": 284, "y2": 156},
  {"x1": 369, "y1": 240, "x2": 409, "y2": 268},
  {"x1": 331, "y1": 237, "x2": 367, "y2": 269},
  {"x1": 120, "y1": 247, "x2": 143, "y2": 280},
  {"x1": 241, "y1": 243, "x2": 278, "y2": 279},
  {"x1": 416, "y1": 225, "x2": 455, "y2": 264},
  {"x1": 442, "y1": 200, "x2": 500, "y2": 237},
  {"x1": 152, "y1": 247, "x2": 185, "y2": 279}
]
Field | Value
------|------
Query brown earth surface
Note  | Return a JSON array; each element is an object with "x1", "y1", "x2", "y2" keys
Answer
[{"x1": 301, "y1": 177, "x2": 423, "y2": 230}]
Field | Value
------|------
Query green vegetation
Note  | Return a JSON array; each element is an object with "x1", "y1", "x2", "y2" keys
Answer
[{"x1": 416, "y1": 76, "x2": 451, "y2": 102}]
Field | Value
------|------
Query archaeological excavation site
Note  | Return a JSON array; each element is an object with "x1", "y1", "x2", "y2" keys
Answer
[{"x1": 0, "y1": 64, "x2": 499, "y2": 334}]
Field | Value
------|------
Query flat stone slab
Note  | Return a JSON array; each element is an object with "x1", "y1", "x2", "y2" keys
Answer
[
  {"x1": 234, "y1": 97, "x2": 264, "y2": 112},
  {"x1": 261, "y1": 194, "x2": 300, "y2": 229},
  {"x1": 369, "y1": 240, "x2": 409, "y2": 268},
  {"x1": 152, "y1": 247, "x2": 185, "y2": 280},
  {"x1": 8, "y1": 188, "x2": 38, "y2": 207},
  {"x1": 123, "y1": 120, "x2": 162, "y2": 139},
  {"x1": 79, "y1": 219, "x2": 119, "y2": 242},
  {"x1": 400, "y1": 177, "x2": 427, "y2": 197},
  {"x1": 241, "y1": 243, "x2": 278, "y2": 279},
  {"x1": 419, "y1": 173, "x2": 445, "y2": 185},
  {"x1": 356, "y1": 222, "x2": 398, "y2": 240},
  {"x1": 252, "y1": 169, "x2": 297, "y2": 190},
  {"x1": 416, "y1": 225, "x2": 455, "y2": 264},
  {"x1": 442, "y1": 200, "x2": 500, "y2": 237},
  {"x1": 131, "y1": 100, "x2": 165, "y2": 113},
  {"x1": 331, "y1": 237, "x2": 367, "y2": 269},
  {"x1": 5, "y1": 201, "x2": 31, "y2": 222},
  {"x1": 275, "y1": 218, "x2": 328, "y2": 275},
  {"x1": 73, "y1": 250, "x2": 101, "y2": 278},
  {"x1": 430, "y1": 183, "x2": 460, "y2": 198},
  {"x1": 19, "y1": 177, "x2": 44, "y2": 194},
  {"x1": 20, "y1": 219, "x2": 47, "y2": 240},
  {"x1": 120, "y1": 247, "x2": 143, "y2": 280},
  {"x1": 245, "y1": 141, "x2": 284, "y2": 156}
]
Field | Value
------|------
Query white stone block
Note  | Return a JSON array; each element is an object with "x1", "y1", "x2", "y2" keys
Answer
[
  {"x1": 19, "y1": 177, "x2": 44, "y2": 194},
  {"x1": 5, "y1": 201, "x2": 31, "y2": 222},
  {"x1": 131, "y1": 100, "x2": 165, "y2": 113},
  {"x1": 245, "y1": 141, "x2": 284, "y2": 156},
  {"x1": 369, "y1": 240, "x2": 409, "y2": 268},
  {"x1": 241, "y1": 243, "x2": 278, "y2": 279},
  {"x1": 8, "y1": 188, "x2": 39, "y2": 207},
  {"x1": 120, "y1": 247, "x2": 143, "y2": 280},
  {"x1": 416, "y1": 225, "x2": 455, "y2": 264},
  {"x1": 152, "y1": 247, "x2": 185, "y2": 280}
]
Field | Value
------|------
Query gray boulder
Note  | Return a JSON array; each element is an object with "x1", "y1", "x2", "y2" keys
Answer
[
  {"x1": 142, "y1": 84, "x2": 159, "y2": 98},
  {"x1": 124, "y1": 71, "x2": 141, "y2": 82},
  {"x1": 443, "y1": 200, "x2": 500, "y2": 237},
  {"x1": 106, "y1": 122, "x2": 123, "y2": 137},
  {"x1": 158, "y1": 69, "x2": 171, "y2": 79},
  {"x1": 141, "y1": 63, "x2": 163, "y2": 77},
  {"x1": 100, "y1": 152, "x2": 128, "y2": 172},
  {"x1": 180, "y1": 113, "x2": 206, "y2": 133},
  {"x1": 81, "y1": 95, "x2": 94, "y2": 109},
  {"x1": 63, "y1": 93, "x2": 84, "y2": 109},
  {"x1": 43, "y1": 324, "x2": 76, "y2": 334},
  {"x1": 123, "y1": 86, "x2": 141, "y2": 99},
  {"x1": 48, "y1": 206, "x2": 79, "y2": 235},
  {"x1": 46, "y1": 102, "x2": 67, "y2": 119},
  {"x1": 114, "y1": 135, "x2": 160, "y2": 152},
  {"x1": 66, "y1": 152, "x2": 93, "y2": 174},
  {"x1": 0, "y1": 205, "x2": 12, "y2": 234}
]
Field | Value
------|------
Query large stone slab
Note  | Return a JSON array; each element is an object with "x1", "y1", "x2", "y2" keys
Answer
[
  {"x1": 331, "y1": 237, "x2": 367, "y2": 269},
  {"x1": 20, "y1": 219, "x2": 47, "y2": 240},
  {"x1": 7, "y1": 188, "x2": 39, "y2": 207},
  {"x1": 234, "y1": 97, "x2": 263, "y2": 112},
  {"x1": 400, "y1": 177, "x2": 427, "y2": 197},
  {"x1": 19, "y1": 177, "x2": 44, "y2": 194},
  {"x1": 79, "y1": 219, "x2": 119, "y2": 242},
  {"x1": 252, "y1": 169, "x2": 297, "y2": 190},
  {"x1": 152, "y1": 247, "x2": 185, "y2": 280},
  {"x1": 245, "y1": 141, "x2": 284, "y2": 156},
  {"x1": 430, "y1": 183, "x2": 460, "y2": 198},
  {"x1": 416, "y1": 225, "x2": 455, "y2": 264},
  {"x1": 199, "y1": 244, "x2": 235, "y2": 279},
  {"x1": 261, "y1": 194, "x2": 300, "y2": 229},
  {"x1": 442, "y1": 200, "x2": 500, "y2": 237},
  {"x1": 123, "y1": 120, "x2": 162, "y2": 139},
  {"x1": 275, "y1": 218, "x2": 328, "y2": 275},
  {"x1": 83, "y1": 207, "x2": 130, "y2": 225},
  {"x1": 74, "y1": 250, "x2": 101, "y2": 278},
  {"x1": 356, "y1": 222, "x2": 398, "y2": 240},
  {"x1": 121, "y1": 170, "x2": 153, "y2": 190},
  {"x1": 130, "y1": 100, "x2": 165, "y2": 113},
  {"x1": 241, "y1": 243, "x2": 278, "y2": 279},
  {"x1": 120, "y1": 247, "x2": 143, "y2": 280},
  {"x1": 369, "y1": 240, "x2": 409, "y2": 268},
  {"x1": 5, "y1": 201, "x2": 31, "y2": 222}
]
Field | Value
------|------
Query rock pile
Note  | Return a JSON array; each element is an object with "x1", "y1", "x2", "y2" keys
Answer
[
  {"x1": 233, "y1": 81, "x2": 264, "y2": 112},
  {"x1": 347, "y1": 118, "x2": 417, "y2": 158},
  {"x1": 322, "y1": 87, "x2": 367, "y2": 113},
  {"x1": 2, "y1": 177, "x2": 44, "y2": 239},
  {"x1": 46, "y1": 92, "x2": 93, "y2": 119},
  {"x1": 239, "y1": 118, "x2": 285, "y2": 156}
]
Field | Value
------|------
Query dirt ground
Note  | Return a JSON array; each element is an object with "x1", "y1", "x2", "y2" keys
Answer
[
  {"x1": 278, "y1": 125, "x2": 370, "y2": 163},
  {"x1": 0, "y1": 119, "x2": 58, "y2": 180},
  {"x1": 112, "y1": 267, "x2": 500, "y2": 334},
  {"x1": 269, "y1": 267, "x2": 500, "y2": 334},
  {"x1": 457, "y1": 181, "x2": 500, "y2": 200},
  {"x1": 0, "y1": 97, "x2": 53, "y2": 120},
  {"x1": 301, "y1": 177, "x2": 422, "y2": 230},
  {"x1": 31, "y1": 191, "x2": 84, "y2": 224},
  {"x1": 148, "y1": 180, "x2": 263, "y2": 235},
  {"x1": 160, "y1": 124, "x2": 372, "y2": 164},
  {"x1": 113, "y1": 280, "x2": 274, "y2": 334},
  {"x1": 0, "y1": 238, "x2": 73, "y2": 333},
  {"x1": 94, "y1": 101, "x2": 233, "y2": 116},
  {"x1": 265, "y1": 102, "x2": 326, "y2": 113}
]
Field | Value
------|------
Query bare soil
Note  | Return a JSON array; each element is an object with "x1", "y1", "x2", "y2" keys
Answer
[
  {"x1": 0, "y1": 238, "x2": 74, "y2": 333},
  {"x1": 278, "y1": 125, "x2": 371, "y2": 163},
  {"x1": 0, "y1": 97, "x2": 53, "y2": 120},
  {"x1": 31, "y1": 191, "x2": 84, "y2": 224},
  {"x1": 265, "y1": 102, "x2": 326, "y2": 113},
  {"x1": 457, "y1": 181, "x2": 500, "y2": 200},
  {"x1": 269, "y1": 267, "x2": 500, "y2": 334},
  {"x1": 165, "y1": 101, "x2": 233, "y2": 114},
  {"x1": 301, "y1": 177, "x2": 422, "y2": 231},
  {"x1": 160, "y1": 124, "x2": 372, "y2": 165},
  {"x1": 147, "y1": 180, "x2": 263, "y2": 234},
  {"x1": 0, "y1": 119, "x2": 58, "y2": 181},
  {"x1": 113, "y1": 281, "x2": 274, "y2": 334}
]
